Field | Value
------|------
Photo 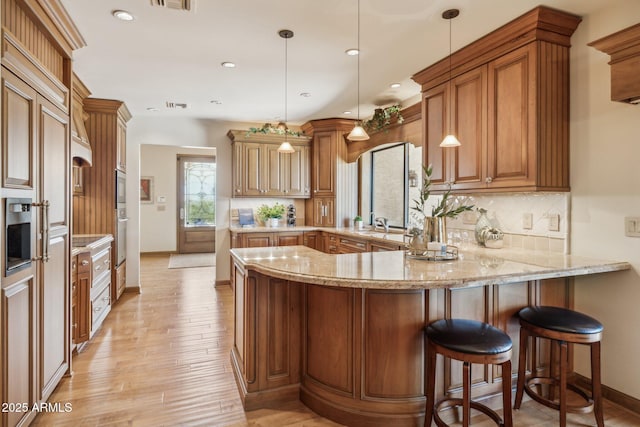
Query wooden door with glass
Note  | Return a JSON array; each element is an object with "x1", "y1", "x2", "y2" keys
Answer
[{"x1": 177, "y1": 155, "x2": 216, "y2": 253}]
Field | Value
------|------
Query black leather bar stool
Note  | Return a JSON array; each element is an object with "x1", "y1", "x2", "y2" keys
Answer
[
  {"x1": 425, "y1": 319, "x2": 513, "y2": 427},
  {"x1": 513, "y1": 306, "x2": 604, "y2": 427}
]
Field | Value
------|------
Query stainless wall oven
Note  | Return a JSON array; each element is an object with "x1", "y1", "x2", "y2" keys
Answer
[{"x1": 115, "y1": 170, "x2": 126, "y2": 266}]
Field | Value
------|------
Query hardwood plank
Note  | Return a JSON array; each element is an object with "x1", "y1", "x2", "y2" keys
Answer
[{"x1": 33, "y1": 254, "x2": 640, "y2": 426}]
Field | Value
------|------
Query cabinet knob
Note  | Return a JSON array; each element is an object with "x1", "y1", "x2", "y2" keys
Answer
[
  {"x1": 235, "y1": 189, "x2": 241, "y2": 193},
  {"x1": 485, "y1": 177, "x2": 493, "y2": 184},
  {"x1": 81, "y1": 260, "x2": 89, "y2": 266}
]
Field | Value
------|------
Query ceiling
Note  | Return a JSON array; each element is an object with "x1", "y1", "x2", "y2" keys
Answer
[{"x1": 60, "y1": 0, "x2": 613, "y2": 125}]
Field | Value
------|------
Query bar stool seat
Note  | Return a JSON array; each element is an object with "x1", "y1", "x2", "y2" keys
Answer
[
  {"x1": 514, "y1": 306, "x2": 604, "y2": 427},
  {"x1": 425, "y1": 319, "x2": 513, "y2": 427}
]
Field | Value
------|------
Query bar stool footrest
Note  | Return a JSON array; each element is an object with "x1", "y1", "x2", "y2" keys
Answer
[
  {"x1": 434, "y1": 397, "x2": 506, "y2": 427},
  {"x1": 525, "y1": 376, "x2": 595, "y2": 414}
]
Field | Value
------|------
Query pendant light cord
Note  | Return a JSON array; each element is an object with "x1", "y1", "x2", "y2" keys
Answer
[
  {"x1": 357, "y1": 0, "x2": 361, "y2": 123},
  {"x1": 284, "y1": 33, "x2": 288, "y2": 136},
  {"x1": 448, "y1": 14, "x2": 452, "y2": 134}
]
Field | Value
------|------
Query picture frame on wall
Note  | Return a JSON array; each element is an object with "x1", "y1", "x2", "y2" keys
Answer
[{"x1": 140, "y1": 176, "x2": 154, "y2": 204}]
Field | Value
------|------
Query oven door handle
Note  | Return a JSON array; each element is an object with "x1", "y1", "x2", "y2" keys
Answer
[{"x1": 118, "y1": 217, "x2": 129, "y2": 222}]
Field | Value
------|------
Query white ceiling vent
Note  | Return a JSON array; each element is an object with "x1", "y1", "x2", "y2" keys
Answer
[
  {"x1": 150, "y1": 0, "x2": 195, "y2": 12},
  {"x1": 166, "y1": 102, "x2": 189, "y2": 109}
]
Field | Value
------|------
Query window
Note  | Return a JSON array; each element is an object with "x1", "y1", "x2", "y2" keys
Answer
[{"x1": 183, "y1": 159, "x2": 216, "y2": 226}]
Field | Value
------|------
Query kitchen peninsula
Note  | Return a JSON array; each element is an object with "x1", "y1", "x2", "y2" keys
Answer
[{"x1": 229, "y1": 242, "x2": 629, "y2": 426}]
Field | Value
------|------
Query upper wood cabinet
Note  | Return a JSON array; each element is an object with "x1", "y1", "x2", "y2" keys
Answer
[
  {"x1": 413, "y1": 6, "x2": 581, "y2": 193},
  {"x1": 227, "y1": 130, "x2": 311, "y2": 198},
  {"x1": 83, "y1": 98, "x2": 131, "y2": 172},
  {"x1": 310, "y1": 131, "x2": 336, "y2": 197},
  {"x1": 589, "y1": 23, "x2": 640, "y2": 104},
  {"x1": 424, "y1": 66, "x2": 487, "y2": 192}
]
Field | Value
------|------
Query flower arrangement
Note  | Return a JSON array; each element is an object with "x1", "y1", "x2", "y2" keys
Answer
[
  {"x1": 411, "y1": 164, "x2": 474, "y2": 219},
  {"x1": 363, "y1": 104, "x2": 404, "y2": 133},
  {"x1": 256, "y1": 203, "x2": 286, "y2": 222},
  {"x1": 246, "y1": 123, "x2": 304, "y2": 137}
]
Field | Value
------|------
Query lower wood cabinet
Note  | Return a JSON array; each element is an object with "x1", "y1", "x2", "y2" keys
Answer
[
  {"x1": 231, "y1": 267, "x2": 572, "y2": 426},
  {"x1": 231, "y1": 231, "x2": 304, "y2": 248},
  {"x1": 72, "y1": 252, "x2": 91, "y2": 348},
  {"x1": 115, "y1": 261, "x2": 126, "y2": 301},
  {"x1": 230, "y1": 268, "x2": 301, "y2": 409}
]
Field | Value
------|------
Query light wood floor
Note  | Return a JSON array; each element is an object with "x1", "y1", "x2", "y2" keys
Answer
[{"x1": 33, "y1": 254, "x2": 640, "y2": 426}]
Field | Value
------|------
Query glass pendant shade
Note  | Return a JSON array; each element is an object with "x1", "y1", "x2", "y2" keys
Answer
[
  {"x1": 277, "y1": 141, "x2": 295, "y2": 153},
  {"x1": 347, "y1": 124, "x2": 370, "y2": 141},
  {"x1": 440, "y1": 134, "x2": 461, "y2": 147}
]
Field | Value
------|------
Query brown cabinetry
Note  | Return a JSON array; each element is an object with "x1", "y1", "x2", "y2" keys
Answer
[
  {"x1": 414, "y1": 6, "x2": 580, "y2": 193},
  {"x1": 302, "y1": 119, "x2": 358, "y2": 228},
  {"x1": 589, "y1": 23, "x2": 640, "y2": 104},
  {"x1": 76, "y1": 98, "x2": 131, "y2": 303},
  {"x1": 231, "y1": 231, "x2": 304, "y2": 248},
  {"x1": 227, "y1": 130, "x2": 311, "y2": 198},
  {"x1": 1, "y1": 40, "x2": 71, "y2": 425},
  {"x1": 303, "y1": 231, "x2": 319, "y2": 250},
  {"x1": 231, "y1": 269, "x2": 301, "y2": 410},
  {"x1": 312, "y1": 197, "x2": 335, "y2": 227},
  {"x1": 424, "y1": 66, "x2": 487, "y2": 191},
  {"x1": 89, "y1": 243, "x2": 112, "y2": 338},
  {"x1": 72, "y1": 252, "x2": 91, "y2": 348}
]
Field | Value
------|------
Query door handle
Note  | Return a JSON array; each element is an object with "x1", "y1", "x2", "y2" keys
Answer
[
  {"x1": 180, "y1": 208, "x2": 185, "y2": 220},
  {"x1": 32, "y1": 200, "x2": 50, "y2": 262}
]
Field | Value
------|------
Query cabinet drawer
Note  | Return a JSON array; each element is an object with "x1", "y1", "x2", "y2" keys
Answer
[
  {"x1": 338, "y1": 237, "x2": 368, "y2": 253},
  {"x1": 91, "y1": 248, "x2": 111, "y2": 282},
  {"x1": 91, "y1": 282, "x2": 111, "y2": 331}
]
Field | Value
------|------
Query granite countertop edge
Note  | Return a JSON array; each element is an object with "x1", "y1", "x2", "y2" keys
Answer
[{"x1": 230, "y1": 245, "x2": 631, "y2": 290}]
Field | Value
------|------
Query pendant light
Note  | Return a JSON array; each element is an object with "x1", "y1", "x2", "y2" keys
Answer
[
  {"x1": 277, "y1": 29, "x2": 295, "y2": 153},
  {"x1": 347, "y1": 0, "x2": 370, "y2": 142},
  {"x1": 440, "y1": 9, "x2": 461, "y2": 148}
]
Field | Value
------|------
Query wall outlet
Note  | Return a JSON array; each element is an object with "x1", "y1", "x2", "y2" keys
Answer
[
  {"x1": 548, "y1": 214, "x2": 560, "y2": 232},
  {"x1": 625, "y1": 217, "x2": 640, "y2": 237},
  {"x1": 522, "y1": 213, "x2": 533, "y2": 230}
]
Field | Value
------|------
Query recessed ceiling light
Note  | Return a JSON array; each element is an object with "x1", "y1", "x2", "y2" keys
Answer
[
  {"x1": 221, "y1": 62, "x2": 236, "y2": 68},
  {"x1": 112, "y1": 10, "x2": 134, "y2": 21},
  {"x1": 345, "y1": 48, "x2": 359, "y2": 56},
  {"x1": 299, "y1": 92, "x2": 311, "y2": 98},
  {"x1": 343, "y1": 111, "x2": 352, "y2": 115},
  {"x1": 390, "y1": 82, "x2": 401, "y2": 88}
]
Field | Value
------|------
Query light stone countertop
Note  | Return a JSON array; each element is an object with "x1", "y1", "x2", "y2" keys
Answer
[
  {"x1": 230, "y1": 245, "x2": 631, "y2": 290},
  {"x1": 71, "y1": 234, "x2": 114, "y2": 256}
]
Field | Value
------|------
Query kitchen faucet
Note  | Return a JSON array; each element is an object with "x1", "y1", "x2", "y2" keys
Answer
[{"x1": 370, "y1": 212, "x2": 389, "y2": 233}]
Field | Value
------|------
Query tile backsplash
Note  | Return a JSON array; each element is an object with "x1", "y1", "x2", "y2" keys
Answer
[{"x1": 445, "y1": 193, "x2": 570, "y2": 254}]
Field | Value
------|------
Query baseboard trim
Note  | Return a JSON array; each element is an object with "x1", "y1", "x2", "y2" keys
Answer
[
  {"x1": 140, "y1": 251, "x2": 176, "y2": 256},
  {"x1": 215, "y1": 280, "x2": 230, "y2": 288},
  {"x1": 123, "y1": 286, "x2": 142, "y2": 294},
  {"x1": 572, "y1": 373, "x2": 640, "y2": 415}
]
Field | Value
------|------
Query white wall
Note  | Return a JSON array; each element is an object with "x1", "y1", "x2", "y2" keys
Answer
[
  {"x1": 126, "y1": 117, "x2": 259, "y2": 287},
  {"x1": 569, "y1": 1, "x2": 640, "y2": 399},
  {"x1": 140, "y1": 144, "x2": 216, "y2": 252}
]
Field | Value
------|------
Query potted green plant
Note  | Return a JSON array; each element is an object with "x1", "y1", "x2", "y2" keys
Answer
[
  {"x1": 354, "y1": 215, "x2": 363, "y2": 230},
  {"x1": 256, "y1": 203, "x2": 286, "y2": 227},
  {"x1": 411, "y1": 164, "x2": 474, "y2": 243},
  {"x1": 363, "y1": 104, "x2": 404, "y2": 133}
]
